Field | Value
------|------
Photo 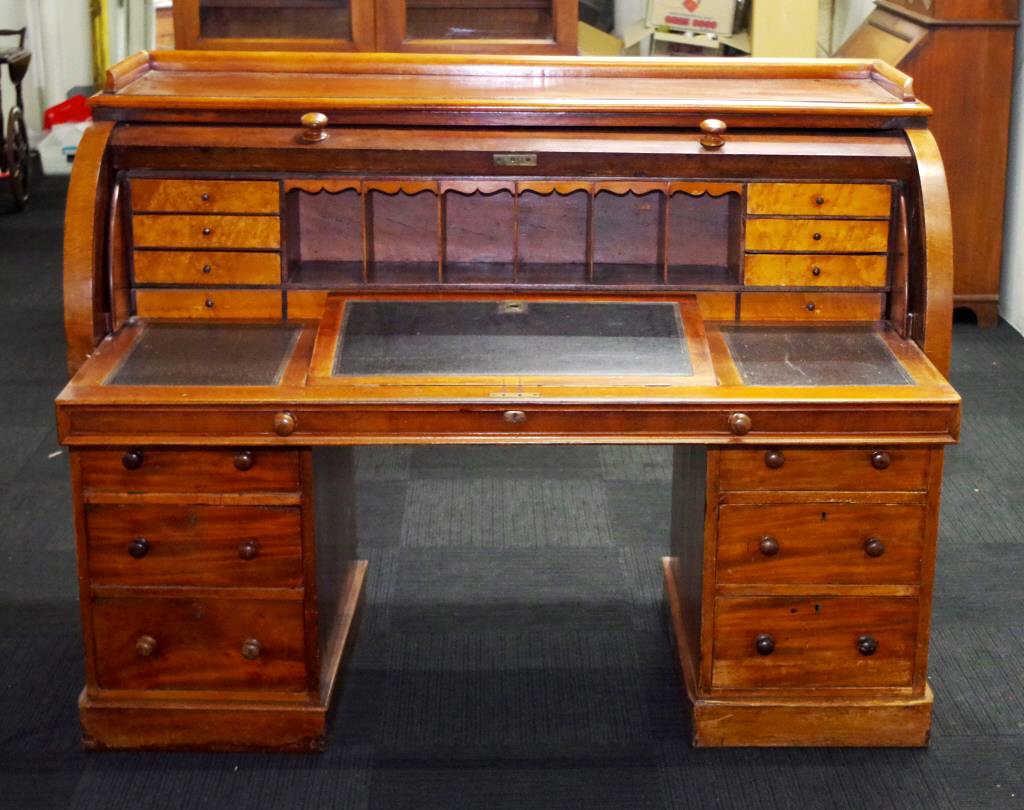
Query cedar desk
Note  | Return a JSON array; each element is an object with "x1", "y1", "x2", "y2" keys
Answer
[{"x1": 57, "y1": 52, "x2": 960, "y2": 750}]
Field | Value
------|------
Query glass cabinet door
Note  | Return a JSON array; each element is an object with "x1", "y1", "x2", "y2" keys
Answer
[
  {"x1": 375, "y1": 0, "x2": 577, "y2": 54},
  {"x1": 173, "y1": 0, "x2": 375, "y2": 51}
]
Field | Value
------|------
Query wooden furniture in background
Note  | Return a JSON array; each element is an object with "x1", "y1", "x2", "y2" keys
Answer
[
  {"x1": 837, "y1": 0, "x2": 1019, "y2": 326},
  {"x1": 58, "y1": 52, "x2": 959, "y2": 750},
  {"x1": 171, "y1": 0, "x2": 578, "y2": 54}
]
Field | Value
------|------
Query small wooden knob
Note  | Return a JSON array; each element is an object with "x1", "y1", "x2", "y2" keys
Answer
[
  {"x1": 241, "y1": 638, "x2": 262, "y2": 660},
  {"x1": 201, "y1": 192, "x2": 210, "y2": 202},
  {"x1": 864, "y1": 537, "x2": 885, "y2": 557},
  {"x1": 136, "y1": 635, "x2": 157, "y2": 657},
  {"x1": 121, "y1": 449, "x2": 144, "y2": 470},
  {"x1": 764, "y1": 449, "x2": 785, "y2": 469},
  {"x1": 759, "y1": 535, "x2": 779, "y2": 557},
  {"x1": 238, "y1": 540, "x2": 259, "y2": 561},
  {"x1": 274, "y1": 411, "x2": 296, "y2": 436},
  {"x1": 128, "y1": 537, "x2": 150, "y2": 559},
  {"x1": 870, "y1": 450, "x2": 891, "y2": 470},
  {"x1": 815, "y1": 195, "x2": 825, "y2": 206},
  {"x1": 856, "y1": 635, "x2": 878, "y2": 656},
  {"x1": 811, "y1": 265, "x2": 821, "y2": 277},
  {"x1": 300, "y1": 112, "x2": 328, "y2": 142},
  {"x1": 503, "y1": 410, "x2": 527, "y2": 424},
  {"x1": 699, "y1": 118, "x2": 726, "y2": 149},
  {"x1": 812, "y1": 232, "x2": 822, "y2": 241},
  {"x1": 806, "y1": 302, "x2": 816, "y2": 312},
  {"x1": 204, "y1": 298, "x2": 215, "y2": 309},
  {"x1": 233, "y1": 450, "x2": 254, "y2": 471},
  {"x1": 728, "y1": 412, "x2": 752, "y2": 436},
  {"x1": 202, "y1": 226, "x2": 212, "y2": 236},
  {"x1": 202, "y1": 263, "x2": 212, "y2": 274},
  {"x1": 755, "y1": 634, "x2": 775, "y2": 655}
]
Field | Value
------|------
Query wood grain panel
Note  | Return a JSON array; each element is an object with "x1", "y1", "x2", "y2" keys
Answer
[
  {"x1": 739, "y1": 292, "x2": 883, "y2": 321},
  {"x1": 132, "y1": 215, "x2": 280, "y2": 249},
  {"x1": 131, "y1": 179, "x2": 279, "y2": 213},
  {"x1": 287, "y1": 290, "x2": 330, "y2": 320},
  {"x1": 85, "y1": 504, "x2": 302, "y2": 587},
  {"x1": 135, "y1": 289, "x2": 283, "y2": 319},
  {"x1": 92, "y1": 596, "x2": 306, "y2": 691},
  {"x1": 719, "y1": 447, "x2": 930, "y2": 492},
  {"x1": 711, "y1": 596, "x2": 918, "y2": 688},
  {"x1": 133, "y1": 251, "x2": 281, "y2": 285},
  {"x1": 745, "y1": 219, "x2": 889, "y2": 253},
  {"x1": 743, "y1": 254, "x2": 888, "y2": 288},
  {"x1": 717, "y1": 503, "x2": 925, "y2": 585},
  {"x1": 747, "y1": 183, "x2": 891, "y2": 217},
  {"x1": 80, "y1": 448, "x2": 300, "y2": 493},
  {"x1": 695, "y1": 292, "x2": 737, "y2": 321}
]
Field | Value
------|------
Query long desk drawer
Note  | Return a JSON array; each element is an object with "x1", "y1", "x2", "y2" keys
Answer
[
  {"x1": 85, "y1": 504, "x2": 303, "y2": 588},
  {"x1": 131, "y1": 179, "x2": 280, "y2": 214},
  {"x1": 92, "y1": 596, "x2": 307, "y2": 692},
  {"x1": 79, "y1": 448, "x2": 301, "y2": 494},
  {"x1": 132, "y1": 214, "x2": 281, "y2": 249},
  {"x1": 747, "y1": 183, "x2": 892, "y2": 217},
  {"x1": 710, "y1": 595, "x2": 918, "y2": 689},
  {"x1": 718, "y1": 447, "x2": 931, "y2": 492},
  {"x1": 716, "y1": 502, "x2": 925, "y2": 585},
  {"x1": 745, "y1": 219, "x2": 889, "y2": 253}
]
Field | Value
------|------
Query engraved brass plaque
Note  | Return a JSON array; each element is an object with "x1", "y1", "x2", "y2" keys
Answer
[{"x1": 493, "y1": 153, "x2": 538, "y2": 167}]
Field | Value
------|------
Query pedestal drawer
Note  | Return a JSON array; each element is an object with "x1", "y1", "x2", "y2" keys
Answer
[
  {"x1": 719, "y1": 448, "x2": 931, "y2": 492},
  {"x1": 92, "y1": 596, "x2": 307, "y2": 692},
  {"x1": 717, "y1": 503, "x2": 925, "y2": 585},
  {"x1": 85, "y1": 504, "x2": 303, "y2": 588},
  {"x1": 711, "y1": 596, "x2": 918, "y2": 689},
  {"x1": 79, "y1": 448, "x2": 301, "y2": 494}
]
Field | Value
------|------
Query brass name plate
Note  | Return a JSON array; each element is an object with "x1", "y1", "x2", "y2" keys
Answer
[{"x1": 493, "y1": 153, "x2": 538, "y2": 167}]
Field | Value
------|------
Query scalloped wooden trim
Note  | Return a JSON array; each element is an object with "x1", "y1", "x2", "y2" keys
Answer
[
  {"x1": 364, "y1": 179, "x2": 438, "y2": 195},
  {"x1": 440, "y1": 180, "x2": 515, "y2": 195},
  {"x1": 593, "y1": 181, "x2": 669, "y2": 196},
  {"x1": 669, "y1": 182, "x2": 743, "y2": 197},
  {"x1": 516, "y1": 180, "x2": 592, "y2": 195},
  {"x1": 284, "y1": 179, "x2": 361, "y2": 194}
]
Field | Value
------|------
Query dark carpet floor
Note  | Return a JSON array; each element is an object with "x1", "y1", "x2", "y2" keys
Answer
[{"x1": 1, "y1": 175, "x2": 1022, "y2": 809}]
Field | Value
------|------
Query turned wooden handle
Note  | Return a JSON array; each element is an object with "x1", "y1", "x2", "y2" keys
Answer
[
  {"x1": 759, "y1": 535, "x2": 779, "y2": 556},
  {"x1": 870, "y1": 450, "x2": 892, "y2": 470},
  {"x1": 241, "y1": 638, "x2": 262, "y2": 660},
  {"x1": 233, "y1": 450, "x2": 254, "y2": 471},
  {"x1": 300, "y1": 111, "x2": 328, "y2": 142},
  {"x1": 273, "y1": 411, "x2": 296, "y2": 436},
  {"x1": 128, "y1": 537, "x2": 150, "y2": 559},
  {"x1": 857, "y1": 635, "x2": 878, "y2": 656},
  {"x1": 728, "y1": 412, "x2": 752, "y2": 436},
  {"x1": 135, "y1": 635, "x2": 157, "y2": 657},
  {"x1": 764, "y1": 449, "x2": 785, "y2": 469},
  {"x1": 121, "y1": 448, "x2": 144, "y2": 470},
  {"x1": 699, "y1": 118, "x2": 726, "y2": 149},
  {"x1": 864, "y1": 537, "x2": 885, "y2": 557},
  {"x1": 238, "y1": 540, "x2": 259, "y2": 561},
  {"x1": 755, "y1": 633, "x2": 775, "y2": 655}
]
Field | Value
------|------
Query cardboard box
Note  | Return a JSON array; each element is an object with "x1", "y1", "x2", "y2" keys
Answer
[{"x1": 646, "y1": 0, "x2": 737, "y2": 37}]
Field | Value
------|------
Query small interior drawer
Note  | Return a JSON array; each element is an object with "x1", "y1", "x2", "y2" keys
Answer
[
  {"x1": 92, "y1": 596, "x2": 307, "y2": 692},
  {"x1": 743, "y1": 254, "x2": 888, "y2": 288},
  {"x1": 738, "y1": 292, "x2": 883, "y2": 321},
  {"x1": 85, "y1": 503, "x2": 303, "y2": 588},
  {"x1": 132, "y1": 214, "x2": 281, "y2": 249},
  {"x1": 133, "y1": 251, "x2": 281, "y2": 286},
  {"x1": 716, "y1": 502, "x2": 925, "y2": 585},
  {"x1": 711, "y1": 595, "x2": 918, "y2": 689},
  {"x1": 134, "y1": 289, "x2": 283, "y2": 320},
  {"x1": 745, "y1": 219, "x2": 889, "y2": 253},
  {"x1": 718, "y1": 447, "x2": 931, "y2": 492},
  {"x1": 747, "y1": 183, "x2": 892, "y2": 217},
  {"x1": 131, "y1": 179, "x2": 280, "y2": 214},
  {"x1": 79, "y1": 448, "x2": 301, "y2": 494}
]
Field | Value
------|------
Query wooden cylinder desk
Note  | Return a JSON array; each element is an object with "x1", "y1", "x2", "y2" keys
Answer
[{"x1": 57, "y1": 52, "x2": 960, "y2": 750}]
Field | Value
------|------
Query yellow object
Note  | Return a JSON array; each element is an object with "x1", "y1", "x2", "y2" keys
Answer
[
  {"x1": 91, "y1": 0, "x2": 110, "y2": 88},
  {"x1": 749, "y1": 0, "x2": 818, "y2": 57},
  {"x1": 577, "y1": 22, "x2": 624, "y2": 56}
]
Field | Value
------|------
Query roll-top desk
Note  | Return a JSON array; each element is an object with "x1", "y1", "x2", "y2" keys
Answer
[{"x1": 58, "y1": 52, "x2": 960, "y2": 750}]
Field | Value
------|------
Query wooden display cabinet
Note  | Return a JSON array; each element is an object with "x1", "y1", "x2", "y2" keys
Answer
[
  {"x1": 57, "y1": 52, "x2": 960, "y2": 750},
  {"x1": 172, "y1": 0, "x2": 577, "y2": 54}
]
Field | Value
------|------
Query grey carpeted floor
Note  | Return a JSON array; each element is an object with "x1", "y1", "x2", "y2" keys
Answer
[{"x1": 1, "y1": 175, "x2": 1022, "y2": 809}]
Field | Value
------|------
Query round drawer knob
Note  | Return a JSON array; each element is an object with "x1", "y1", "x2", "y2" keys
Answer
[
  {"x1": 759, "y1": 535, "x2": 779, "y2": 557},
  {"x1": 202, "y1": 227, "x2": 212, "y2": 236},
  {"x1": 806, "y1": 302, "x2": 816, "y2": 312},
  {"x1": 233, "y1": 450, "x2": 254, "y2": 471},
  {"x1": 699, "y1": 118, "x2": 726, "y2": 149},
  {"x1": 201, "y1": 192, "x2": 210, "y2": 202},
  {"x1": 241, "y1": 638, "x2": 262, "y2": 660},
  {"x1": 864, "y1": 537, "x2": 885, "y2": 557},
  {"x1": 755, "y1": 634, "x2": 775, "y2": 656},
  {"x1": 128, "y1": 537, "x2": 150, "y2": 559},
  {"x1": 764, "y1": 449, "x2": 785, "y2": 469},
  {"x1": 300, "y1": 111, "x2": 329, "y2": 143},
  {"x1": 856, "y1": 635, "x2": 878, "y2": 656},
  {"x1": 135, "y1": 635, "x2": 157, "y2": 658},
  {"x1": 238, "y1": 540, "x2": 259, "y2": 561},
  {"x1": 273, "y1": 411, "x2": 296, "y2": 436},
  {"x1": 870, "y1": 450, "x2": 891, "y2": 470},
  {"x1": 728, "y1": 412, "x2": 752, "y2": 436},
  {"x1": 812, "y1": 232, "x2": 822, "y2": 241},
  {"x1": 503, "y1": 410, "x2": 527, "y2": 425},
  {"x1": 202, "y1": 263, "x2": 212, "y2": 274},
  {"x1": 815, "y1": 195, "x2": 825, "y2": 206},
  {"x1": 811, "y1": 265, "x2": 821, "y2": 277},
  {"x1": 121, "y1": 448, "x2": 144, "y2": 470},
  {"x1": 204, "y1": 298, "x2": 215, "y2": 309}
]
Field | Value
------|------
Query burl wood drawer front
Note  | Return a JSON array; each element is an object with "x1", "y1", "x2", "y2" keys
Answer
[
  {"x1": 133, "y1": 251, "x2": 281, "y2": 286},
  {"x1": 743, "y1": 254, "x2": 888, "y2": 288},
  {"x1": 718, "y1": 448, "x2": 930, "y2": 492},
  {"x1": 85, "y1": 504, "x2": 302, "y2": 588},
  {"x1": 132, "y1": 215, "x2": 281, "y2": 249},
  {"x1": 92, "y1": 597, "x2": 306, "y2": 691},
  {"x1": 711, "y1": 596, "x2": 917, "y2": 689},
  {"x1": 131, "y1": 179, "x2": 280, "y2": 214},
  {"x1": 747, "y1": 183, "x2": 892, "y2": 217},
  {"x1": 717, "y1": 503, "x2": 925, "y2": 585},
  {"x1": 79, "y1": 448, "x2": 300, "y2": 493},
  {"x1": 739, "y1": 292, "x2": 883, "y2": 321},
  {"x1": 745, "y1": 219, "x2": 889, "y2": 253},
  {"x1": 135, "y1": 289, "x2": 283, "y2": 320}
]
